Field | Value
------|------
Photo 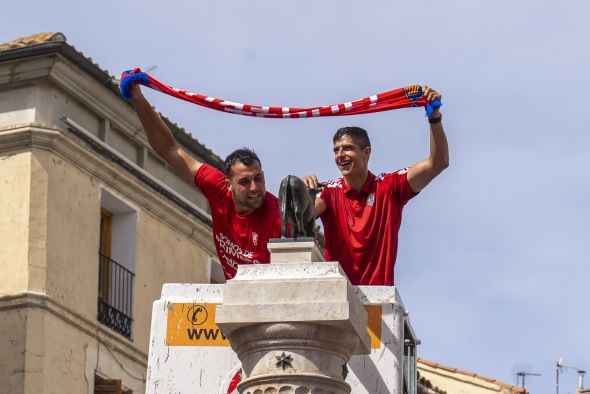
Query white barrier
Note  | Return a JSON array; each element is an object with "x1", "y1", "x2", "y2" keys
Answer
[{"x1": 146, "y1": 283, "x2": 417, "y2": 394}]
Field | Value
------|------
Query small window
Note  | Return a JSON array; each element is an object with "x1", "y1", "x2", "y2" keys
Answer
[
  {"x1": 94, "y1": 374, "x2": 132, "y2": 394},
  {"x1": 97, "y1": 188, "x2": 138, "y2": 339},
  {"x1": 98, "y1": 208, "x2": 113, "y2": 304}
]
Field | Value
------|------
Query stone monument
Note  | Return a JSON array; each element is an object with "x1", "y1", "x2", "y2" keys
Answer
[{"x1": 216, "y1": 239, "x2": 371, "y2": 393}]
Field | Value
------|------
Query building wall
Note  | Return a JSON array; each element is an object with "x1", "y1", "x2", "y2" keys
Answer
[
  {"x1": 42, "y1": 147, "x2": 100, "y2": 318},
  {"x1": 0, "y1": 53, "x2": 212, "y2": 213},
  {"x1": 0, "y1": 307, "x2": 26, "y2": 393},
  {"x1": 0, "y1": 45, "x2": 220, "y2": 393},
  {"x1": 418, "y1": 363, "x2": 522, "y2": 394},
  {"x1": 0, "y1": 151, "x2": 31, "y2": 295}
]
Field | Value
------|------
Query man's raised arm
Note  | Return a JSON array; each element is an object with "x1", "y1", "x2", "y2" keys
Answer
[
  {"x1": 407, "y1": 86, "x2": 449, "y2": 193},
  {"x1": 127, "y1": 84, "x2": 201, "y2": 184}
]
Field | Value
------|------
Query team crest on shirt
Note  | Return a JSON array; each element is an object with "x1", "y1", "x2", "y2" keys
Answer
[
  {"x1": 366, "y1": 193, "x2": 375, "y2": 207},
  {"x1": 252, "y1": 232, "x2": 258, "y2": 246}
]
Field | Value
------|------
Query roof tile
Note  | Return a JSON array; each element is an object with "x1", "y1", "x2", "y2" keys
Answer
[
  {"x1": 417, "y1": 358, "x2": 526, "y2": 393},
  {"x1": 0, "y1": 32, "x2": 66, "y2": 51}
]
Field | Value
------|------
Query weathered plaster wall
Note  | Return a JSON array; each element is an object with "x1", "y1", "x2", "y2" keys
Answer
[
  {"x1": 133, "y1": 210, "x2": 210, "y2": 350},
  {"x1": 0, "y1": 308, "x2": 26, "y2": 393},
  {"x1": 0, "y1": 152, "x2": 32, "y2": 295},
  {"x1": 0, "y1": 86, "x2": 37, "y2": 128},
  {"x1": 42, "y1": 149, "x2": 100, "y2": 322},
  {"x1": 35, "y1": 81, "x2": 101, "y2": 136},
  {"x1": 17, "y1": 306, "x2": 146, "y2": 394}
]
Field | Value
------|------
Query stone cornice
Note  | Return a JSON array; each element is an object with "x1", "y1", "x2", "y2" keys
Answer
[
  {"x1": 48, "y1": 54, "x2": 223, "y2": 168},
  {"x1": 49, "y1": 55, "x2": 145, "y2": 144},
  {"x1": 0, "y1": 125, "x2": 216, "y2": 255},
  {"x1": 0, "y1": 292, "x2": 148, "y2": 366},
  {"x1": 0, "y1": 45, "x2": 223, "y2": 169}
]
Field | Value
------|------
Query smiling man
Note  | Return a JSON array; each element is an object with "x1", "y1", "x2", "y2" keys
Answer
[
  {"x1": 127, "y1": 84, "x2": 280, "y2": 280},
  {"x1": 303, "y1": 86, "x2": 449, "y2": 286}
]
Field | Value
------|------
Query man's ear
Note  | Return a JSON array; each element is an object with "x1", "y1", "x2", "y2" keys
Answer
[
  {"x1": 226, "y1": 178, "x2": 232, "y2": 190},
  {"x1": 364, "y1": 146, "x2": 372, "y2": 159}
]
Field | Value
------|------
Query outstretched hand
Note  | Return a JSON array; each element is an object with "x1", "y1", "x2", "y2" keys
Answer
[
  {"x1": 423, "y1": 86, "x2": 442, "y2": 117},
  {"x1": 423, "y1": 86, "x2": 442, "y2": 104},
  {"x1": 119, "y1": 68, "x2": 150, "y2": 101}
]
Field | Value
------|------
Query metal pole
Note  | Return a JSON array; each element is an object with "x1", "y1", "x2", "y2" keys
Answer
[{"x1": 556, "y1": 362, "x2": 559, "y2": 394}]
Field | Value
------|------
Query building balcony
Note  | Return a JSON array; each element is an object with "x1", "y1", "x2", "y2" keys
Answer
[{"x1": 98, "y1": 252, "x2": 134, "y2": 339}]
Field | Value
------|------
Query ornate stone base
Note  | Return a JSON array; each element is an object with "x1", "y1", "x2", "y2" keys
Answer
[
  {"x1": 241, "y1": 378, "x2": 349, "y2": 394},
  {"x1": 231, "y1": 323, "x2": 358, "y2": 393}
]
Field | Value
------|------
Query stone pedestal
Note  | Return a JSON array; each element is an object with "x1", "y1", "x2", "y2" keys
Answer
[
  {"x1": 267, "y1": 237, "x2": 324, "y2": 263},
  {"x1": 216, "y1": 240, "x2": 370, "y2": 394}
]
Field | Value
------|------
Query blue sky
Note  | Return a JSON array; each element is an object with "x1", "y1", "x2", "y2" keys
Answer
[{"x1": 4, "y1": 1, "x2": 589, "y2": 392}]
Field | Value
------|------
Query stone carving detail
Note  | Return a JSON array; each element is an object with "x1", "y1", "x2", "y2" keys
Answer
[
  {"x1": 275, "y1": 352, "x2": 294, "y2": 370},
  {"x1": 278, "y1": 175, "x2": 316, "y2": 238}
]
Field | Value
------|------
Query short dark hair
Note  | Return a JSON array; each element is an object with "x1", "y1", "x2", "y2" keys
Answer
[
  {"x1": 332, "y1": 126, "x2": 371, "y2": 149},
  {"x1": 223, "y1": 148, "x2": 261, "y2": 177}
]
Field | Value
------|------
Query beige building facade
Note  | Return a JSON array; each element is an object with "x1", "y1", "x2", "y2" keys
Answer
[
  {"x1": 0, "y1": 33, "x2": 224, "y2": 393},
  {"x1": 417, "y1": 359, "x2": 526, "y2": 394}
]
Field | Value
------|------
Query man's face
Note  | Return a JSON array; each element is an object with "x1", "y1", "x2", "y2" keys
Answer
[
  {"x1": 333, "y1": 135, "x2": 371, "y2": 179},
  {"x1": 227, "y1": 161, "x2": 266, "y2": 214}
]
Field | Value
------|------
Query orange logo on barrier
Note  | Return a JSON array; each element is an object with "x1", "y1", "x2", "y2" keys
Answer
[
  {"x1": 166, "y1": 303, "x2": 230, "y2": 347},
  {"x1": 166, "y1": 303, "x2": 382, "y2": 349},
  {"x1": 365, "y1": 305, "x2": 382, "y2": 349}
]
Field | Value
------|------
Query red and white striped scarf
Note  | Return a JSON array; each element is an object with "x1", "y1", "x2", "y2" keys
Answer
[{"x1": 120, "y1": 68, "x2": 441, "y2": 118}]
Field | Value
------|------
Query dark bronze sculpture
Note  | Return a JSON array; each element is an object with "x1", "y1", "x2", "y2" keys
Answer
[{"x1": 278, "y1": 175, "x2": 316, "y2": 239}]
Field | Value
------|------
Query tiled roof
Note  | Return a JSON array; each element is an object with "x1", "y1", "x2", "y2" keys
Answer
[
  {"x1": 418, "y1": 358, "x2": 526, "y2": 393},
  {"x1": 0, "y1": 32, "x2": 223, "y2": 169},
  {"x1": 0, "y1": 32, "x2": 66, "y2": 51}
]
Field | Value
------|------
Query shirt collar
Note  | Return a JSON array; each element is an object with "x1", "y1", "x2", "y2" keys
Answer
[{"x1": 342, "y1": 171, "x2": 375, "y2": 197}]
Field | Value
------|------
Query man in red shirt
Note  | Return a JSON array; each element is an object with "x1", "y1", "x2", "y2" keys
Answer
[
  {"x1": 127, "y1": 84, "x2": 281, "y2": 280},
  {"x1": 303, "y1": 86, "x2": 449, "y2": 286}
]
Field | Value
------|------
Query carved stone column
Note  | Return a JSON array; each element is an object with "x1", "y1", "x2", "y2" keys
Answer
[{"x1": 216, "y1": 239, "x2": 370, "y2": 394}]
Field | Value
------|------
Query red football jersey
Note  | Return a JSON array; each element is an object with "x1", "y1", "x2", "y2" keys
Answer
[
  {"x1": 318, "y1": 170, "x2": 417, "y2": 286},
  {"x1": 194, "y1": 164, "x2": 281, "y2": 280}
]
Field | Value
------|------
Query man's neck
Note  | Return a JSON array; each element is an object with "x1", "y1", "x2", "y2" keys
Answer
[
  {"x1": 344, "y1": 171, "x2": 369, "y2": 192},
  {"x1": 235, "y1": 205, "x2": 255, "y2": 216}
]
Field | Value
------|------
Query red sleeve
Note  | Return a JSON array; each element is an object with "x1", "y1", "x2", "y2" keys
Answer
[
  {"x1": 318, "y1": 185, "x2": 332, "y2": 214},
  {"x1": 194, "y1": 164, "x2": 228, "y2": 204},
  {"x1": 391, "y1": 169, "x2": 418, "y2": 206}
]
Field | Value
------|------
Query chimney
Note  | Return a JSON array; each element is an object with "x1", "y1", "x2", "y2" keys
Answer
[{"x1": 578, "y1": 370, "x2": 586, "y2": 389}]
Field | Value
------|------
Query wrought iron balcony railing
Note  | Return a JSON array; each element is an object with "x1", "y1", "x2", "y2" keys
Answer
[{"x1": 98, "y1": 252, "x2": 134, "y2": 339}]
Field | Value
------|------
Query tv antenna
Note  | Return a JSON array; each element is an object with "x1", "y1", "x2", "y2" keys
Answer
[
  {"x1": 556, "y1": 358, "x2": 579, "y2": 394},
  {"x1": 516, "y1": 371, "x2": 541, "y2": 391},
  {"x1": 111, "y1": 65, "x2": 158, "y2": 84},
  {"x1": 143, "y1": 65, "x2": 158, "y2": 73}
]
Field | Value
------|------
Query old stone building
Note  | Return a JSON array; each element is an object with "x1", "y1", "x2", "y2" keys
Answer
[
  {"x1": 417, "y1": 359, "x2": 526, "y2": 394},
  {"x1": 0, "y1": 32, "x2": 225, "y2": 393}
]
